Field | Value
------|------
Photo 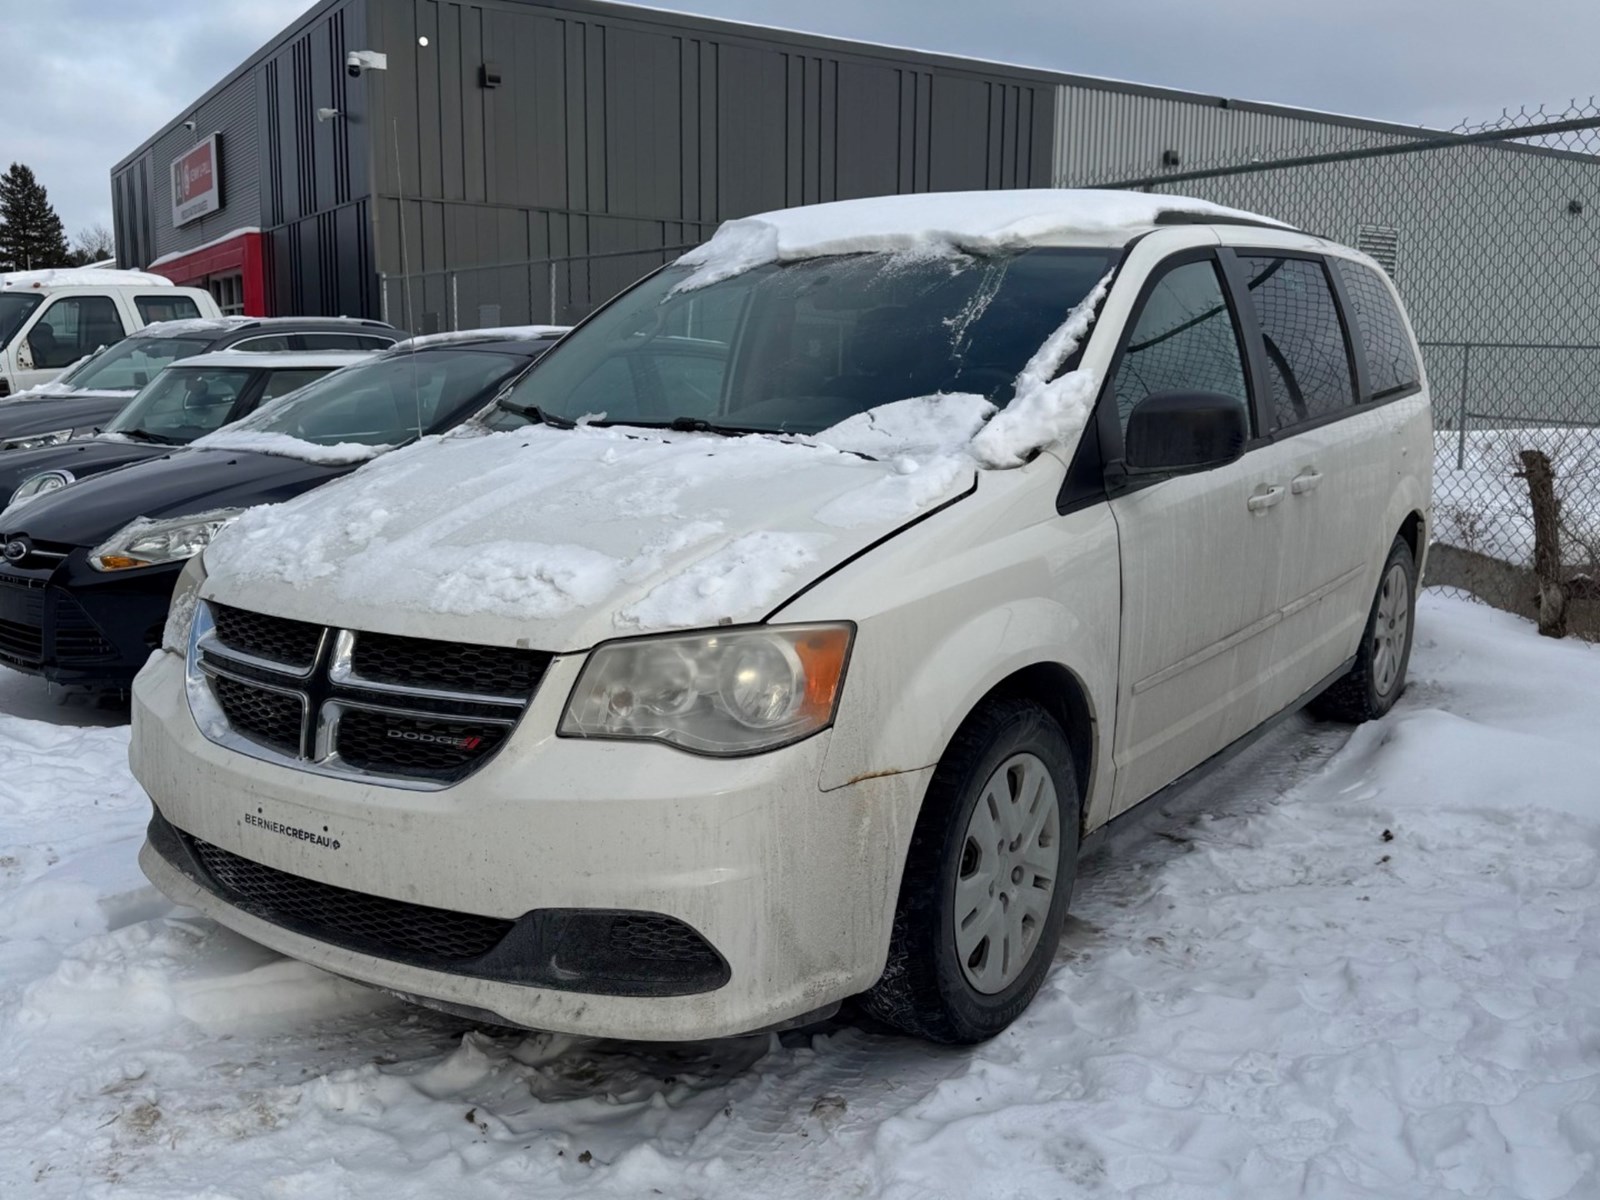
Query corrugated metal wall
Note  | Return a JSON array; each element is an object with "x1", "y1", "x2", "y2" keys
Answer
[{"x1": 368, "y1": 0, "x2": 1055, "y2": 328}]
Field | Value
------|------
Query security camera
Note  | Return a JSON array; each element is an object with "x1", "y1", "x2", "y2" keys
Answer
[
  {"x1": 346, "y1": 50, "x2": 388, "y2": 77},
  {"x1": 182, "y1": 119, "x2": 197, "y2": 131}
]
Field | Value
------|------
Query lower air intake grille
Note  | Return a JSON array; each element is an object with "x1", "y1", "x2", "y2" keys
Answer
[{"x1": 189, "y1": 835, "x2": 515, "y2": 963}]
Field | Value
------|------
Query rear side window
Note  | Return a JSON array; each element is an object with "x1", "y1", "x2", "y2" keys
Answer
[
  {"x1": 1236, "y1": 255, "x2": 1356, "y2": 430},
  {"x1": 230, "y1": 334, "x2": 295, "y2": 352},
  {"x1": 136, "y1": 295, "x2": 203, "y2": 324},
  {"x1": 1111, "y1": 258, "x2": 1250, "y2": 435},
  {"x1": 299, "y1": 332, "x2": 397, "y2": 350},
  {"x1": 1334, "y1": 260, "x2": 1421, "y2": 399},
  {"x1": 257, "y1": 368, "x2": 336, "y2": 403}
]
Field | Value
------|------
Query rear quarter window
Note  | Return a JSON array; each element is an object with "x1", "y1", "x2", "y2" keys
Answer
[
  {"x1": 136, "y1": 295, "x2": 203, "y2": 324},
  {"x1": 1334, "y1": 259, "x2": 1422, "y2": 399}
]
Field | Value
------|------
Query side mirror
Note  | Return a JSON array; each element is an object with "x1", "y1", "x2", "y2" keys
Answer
[{"x1": 1124, "y1": 391, "x2": 1247, "y2": 475}]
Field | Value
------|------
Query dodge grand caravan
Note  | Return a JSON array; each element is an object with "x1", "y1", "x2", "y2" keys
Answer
[{"x1": 132, "y1": 191, "x2": 1431, "y2": 1044}]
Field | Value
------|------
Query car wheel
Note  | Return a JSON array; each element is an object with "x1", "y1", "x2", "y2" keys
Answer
[
  {"x1": 1311, "y1": 536, "x2": 1417, "y2": 723},
  {"x1": 861, "y1": 697, "x2": 1079, "y2": 1044}
]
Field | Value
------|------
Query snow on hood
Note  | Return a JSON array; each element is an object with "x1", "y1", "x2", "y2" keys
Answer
[
  {"x1": 188, "y1": 429, "x2": 392, "y2": 466},
  {"x1": 675, "y1": 188, "x2": 1288, "y2": 289},
  {"x1": 201, "y1": 424, "x2": 979, "y2": 649}
]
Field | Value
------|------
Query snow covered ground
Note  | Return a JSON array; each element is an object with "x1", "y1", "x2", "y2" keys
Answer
[
  {"x1": 0, "y1": 593, "x2": 1597, "y2": 1199},
  {"x1": 1433, "y1": 427, "x2": 1600, "y2": 568}
]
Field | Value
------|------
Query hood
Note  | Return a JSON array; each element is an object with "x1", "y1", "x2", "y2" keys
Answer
[
  {"x1": 0, "y1": 439, "x2": 164, "y2": 501},
  {"x1": 202, "y1": 423, "x2": 979, "y2": 651},
  {"x1": 0, "y1": 448, "x2": 348, "y2": 548},
  {"x1": 0, "y1": 394, "x2": 130, "y2": 439}
]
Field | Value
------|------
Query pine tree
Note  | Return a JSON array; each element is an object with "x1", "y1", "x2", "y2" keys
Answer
[{"x1": 0, "y1": 164, "x2": 71, "y2": 273}]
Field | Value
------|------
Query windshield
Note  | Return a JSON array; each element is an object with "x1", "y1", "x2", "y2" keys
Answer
[
  {"x1": 102, "y1": 365, "x2": 258, "y2": 443},
  {"x1": 0, "y1": 294, "x2": 42, "y2": 351},
  {"x1": 58, "y1": 334, "x2": 215, "y2": 392},
  {"x1": 221, "y1": 349, "x2": 528, "y2": 447},
  {"x1": 492, "y1": 248, "x2": 1118, "y2": 435}
]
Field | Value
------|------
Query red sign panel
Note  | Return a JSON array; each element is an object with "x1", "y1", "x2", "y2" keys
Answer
[{"x1": 170, "y1": 134, "x2": 222, "y2": 227}]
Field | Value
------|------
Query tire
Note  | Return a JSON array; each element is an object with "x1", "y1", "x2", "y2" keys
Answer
[
  {"x1": 861, "y1": 697, "x2": 1080, "y2": 1044},
  {"x1": 1310, "y1": 536, "x2": 1417, "y2": 723}
]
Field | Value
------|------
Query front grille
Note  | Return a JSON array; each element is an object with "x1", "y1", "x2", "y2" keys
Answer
[
  {"x1": 189, "y1": 835, "x2": 515, "y2": 962},
  {"x1": 352, "y1": 630, "x2": 546, "y2": 698},
  {"x1": 196, "y1": 602, "x2": 550, "y2": 787},
  {"x1": 211, "y1": 673, "x2": 303, "y2": 756},
  {"x1": 0, "y1": 616, "x2": 42, "y2": 664},
  {"x1": 334, "y1": 707, "x2": 509, "y2": 780},
  {"x1": 609, "y1": 914, "x2": 724, "y2": 968},
  {"x1": 212, "y1": 603, "x2": 323, "y2": 669}
]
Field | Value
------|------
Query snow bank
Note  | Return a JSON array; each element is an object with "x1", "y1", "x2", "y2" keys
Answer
[
  {"x1": 0, "y1": 267, "x2": 174, "y2": 289},
  {"x1": 391, "y1": 325, "x2": 570, "y2": 351},
  {"x1": 676, "y1": 189, "x2": 1287, "y2": 289},
  {"x1": 4, "y1": 595, "x2": 1600, "y2": 1198},
  {"x1": 190, "y1": 430, "x2": 392, "y2": 466}
]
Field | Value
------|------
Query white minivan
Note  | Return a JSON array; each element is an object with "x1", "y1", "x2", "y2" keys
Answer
[
  {"x1": 132, "y1": 190, "x2": 1432, "y2": 1044},
  {"x1": 0, "y1": 267, "x2": 219, "y2": 395}
]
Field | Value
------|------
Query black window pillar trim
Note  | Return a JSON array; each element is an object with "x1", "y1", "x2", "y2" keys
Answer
[
  {"x1": 1063, "y1": 244, "x2": 1260, "y2": 509},
  {"x1": 1321, "y1": 253, "x2": 1373, "y2": 404},
  {"x1": 1215, "y1": 247, "x2": 1276, "y2": 442}
]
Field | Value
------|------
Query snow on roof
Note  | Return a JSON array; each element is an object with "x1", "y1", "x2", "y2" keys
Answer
[
  {"x1": 676, "y1": 189, "x2": 1290, "y2": 288},
  {"x1": 389, "y1": 325, "x2": 571, "y2": 352},
  {"x1": 0, "y1": 266, "x2": 176, "y2": 289},
  {"x1": 134, "y1": 317, "x2": 257, "y2": 338},
  {"x1": 174, "y1": 349, "x2": 373, "y2": 370}
]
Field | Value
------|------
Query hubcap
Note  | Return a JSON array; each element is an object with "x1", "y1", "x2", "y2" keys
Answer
[
  {"x1": 953, "y1": 752, "x2": 1060, "y2": 994},
  {"x1": 1372, "y1": 562, "x2": 1412, "y2": 698}
]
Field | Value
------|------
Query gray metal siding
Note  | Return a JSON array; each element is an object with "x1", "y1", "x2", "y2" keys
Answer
[
  {"x1": 1052, "y1": 85, "x2": 1426, "y2": 187},
  {"x1": 366, "y1": 0, "x2": 1056, "y2": 327},
  {"x1": 111, "y1": 68, "x2": 262, "y2": 265}
]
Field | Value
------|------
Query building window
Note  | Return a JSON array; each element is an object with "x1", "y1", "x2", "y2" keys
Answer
[{"x1": 209, "y1": 273, "x2": 245, "y2": 316}]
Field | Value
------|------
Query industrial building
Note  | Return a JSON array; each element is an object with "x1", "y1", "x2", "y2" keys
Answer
[{"x1": 111, "y1": 0, "x2": 1600, "y2": 392}]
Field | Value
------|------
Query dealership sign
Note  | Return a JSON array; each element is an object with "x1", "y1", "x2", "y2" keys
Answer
[{"x1": 171, "y1": 134, "x2": 222, "y2": 227}]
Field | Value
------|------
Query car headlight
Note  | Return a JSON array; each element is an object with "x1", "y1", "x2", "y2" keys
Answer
[
  {"x1": 7, "y1": 468, "x2": 75, "y2": 508},
  {"x1": 89, "y1": 507, "x2": 245, "y2": 572},
  {"x1": 560, "y1": 624, "x2": 853, "y2": 755},
  {"x1": 1, "y1": 427, "x2": 75, "y2": 451},
  {"x1": 163, "y1": 552, "x2": 209, "y2": 654}
]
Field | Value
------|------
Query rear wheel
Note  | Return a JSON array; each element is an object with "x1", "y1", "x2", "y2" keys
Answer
[
  {"x1": 1311, "y1": 536, "x2": 1417, "y2": 723},
  {"x1": 862, "y1": 697, "x2": 1079, "y2": 1044}
]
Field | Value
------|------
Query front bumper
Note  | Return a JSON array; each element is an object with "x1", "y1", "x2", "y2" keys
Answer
[
  {"x1": 0, "y1": 554, "x2": 178, "y2": 688},
  {"x1": 132, "y1": 649, "x2": 929, "y2": 1041}
]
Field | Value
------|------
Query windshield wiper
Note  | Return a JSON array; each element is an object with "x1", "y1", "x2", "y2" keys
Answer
[
  {"x1": 113, "y1": 429, "x2": 182, "y2": 445},
  {"x1": 593, "y1": 415, "x2": 769, "y2": 437},
  {"x1": 495, "y1": 399, "x2": 577, "y2": 429}
]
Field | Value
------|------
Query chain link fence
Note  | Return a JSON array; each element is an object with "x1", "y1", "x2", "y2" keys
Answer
[{"x1": 1067, "y1": 101, "x2": 1600, "y2": 637}]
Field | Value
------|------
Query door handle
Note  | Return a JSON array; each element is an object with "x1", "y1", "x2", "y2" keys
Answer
[
  {"x1": 1247, "y1": 485, "x2": 1286, "y2": 513},
  {"x1": 1291, "y1": 469, "x2": 1323, "y2": 495}
]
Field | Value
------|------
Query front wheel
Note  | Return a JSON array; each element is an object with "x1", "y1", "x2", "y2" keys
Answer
[
  {"x1": 861, "y1": 697, "x2": 1079, "y2": 1044},
  {"x1": 1311, "y1": 536, "x2": 1417, "y2": 723}
]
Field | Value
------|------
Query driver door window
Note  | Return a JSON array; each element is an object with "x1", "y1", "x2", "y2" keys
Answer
[
  {"x1": 1111, "y1": 259, "x2": 1250, "y2": 440},
  {"x1": 27, "y1": 296, "x2": 127, "y2": 370}
]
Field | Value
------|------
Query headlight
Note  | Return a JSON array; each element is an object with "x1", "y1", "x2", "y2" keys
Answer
[
  {"x1": 7, "y1": 468, "x2": 74, "y2": 507},
  {"x1": 560, "y1": 624, "x2": 854, "y2": 755},
  {"x1": 163, "y1": 552, "x2": 209, "y2": 654},
  {"x1": 89, "y1": 507, "x2": 245, "y2": 572},
  {"x1": 1, "y1": 427, "x2": 74, "y2": 451}
]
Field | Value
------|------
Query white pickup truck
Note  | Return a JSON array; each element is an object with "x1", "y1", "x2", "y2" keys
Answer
[{"x1": 0, "y1": 267, "x2": 220, "y2": 396}]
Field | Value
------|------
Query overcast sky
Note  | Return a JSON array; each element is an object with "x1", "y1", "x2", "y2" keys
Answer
[{"x1": 3, "y1": 0, "x2": 1598, "y2": 246}]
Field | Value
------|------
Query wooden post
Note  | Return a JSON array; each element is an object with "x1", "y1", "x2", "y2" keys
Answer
[{"x1": 1518, "y1": 449, "x2": 1569, "y2": 638}]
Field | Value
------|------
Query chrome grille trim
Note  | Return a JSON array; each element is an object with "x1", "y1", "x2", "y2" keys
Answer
[{"x1": 186, "y1": 600, "x2": 544, "y2": 790}]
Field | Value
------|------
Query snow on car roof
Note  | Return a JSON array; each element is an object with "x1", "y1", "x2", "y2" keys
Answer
[
  {"x1": 389, "y1": 325, "x2": 571, "y2": 351},
  {"x1": 171, "y1": 349, "x2": 374, "y2": 370},
  {"x1": 0, "y1": 266, "x2": 176, "y2": 289},
  {"x1": 675, "y1": 188, "x2": 1291, "y2": 288}
]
